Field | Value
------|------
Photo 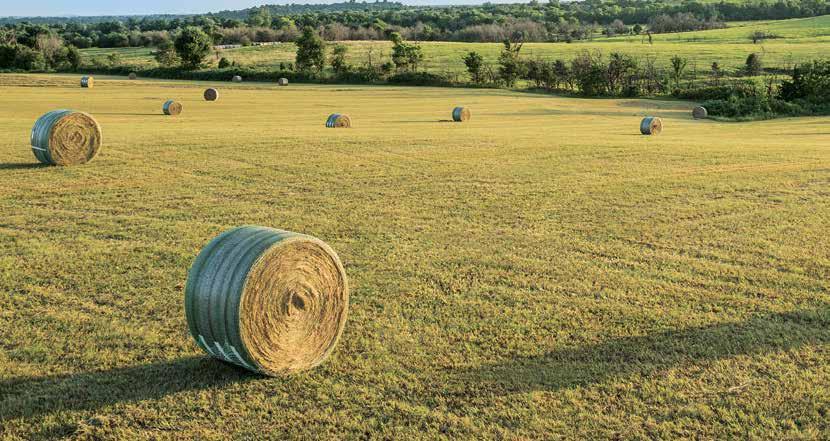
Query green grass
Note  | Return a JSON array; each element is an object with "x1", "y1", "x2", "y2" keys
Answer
[
  {"x1": 0, "y1": 73, "x2": 829, "y2": 439},
  {"x1": 82, "y1": 15, "x2": 830, "y2": 77}
]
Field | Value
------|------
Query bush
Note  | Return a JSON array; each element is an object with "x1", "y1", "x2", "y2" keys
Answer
[
  {"x1": 218, "y1": 57, "x2": 231, "y2": 69},
  {"x1": 744, "y1": 53, "x2": 762, "y2": 76},
  {"x1": 779, "y1": 60, "x2": 830, "y2": 104},
  {"x1": 387, "y1": 71, "x2": 452, "y2": 86},
  {"x1": 14, "y1": 46, "x2": 47, "y2": 71},
  {"x1": 174, "y1": 27, "x2": 213, "y2": 69}
]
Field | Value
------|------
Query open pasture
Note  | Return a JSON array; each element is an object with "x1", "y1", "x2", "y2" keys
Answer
[{"x1": 0, "y1": 74, "x2": 829, "y2": 439}]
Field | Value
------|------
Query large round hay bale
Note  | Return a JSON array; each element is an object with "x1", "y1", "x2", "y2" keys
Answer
[
  {"x1": 163, "y1": 100, "x2": 183, "y2": 116},
  {"x1": 278, "y1": 78, "x2": 289, "y2": 86},
  {"x1": 452, "y1": 107, "x2": 471, "y2": 122},
  {"x1": 692, "y1": 106, "x2": 708, "y2": 119},
  {"x1": 30, "y1": 110, "x2": 102, "y2": 166},
  {"x1": 232, "y1": 75, "x2": 242, "y2": 83},
  {"x1": 640, "y1": 116, "x2": 663, "y2": 135},
  {"x1": 326, "y1": 113, "x2": 351, "y2": 128},
  {"x1": 128, "y1": 72, "x2": 137, "y2": 80},
  {"x1": 204, "y1": 88, "x2": 219, "y2": 101},
  {"x1": 80, "y1": 76, "x2": 94, "y2": 88},
  {"x1": 185, "y1": 225, "x2": 349, "y2": 375}
]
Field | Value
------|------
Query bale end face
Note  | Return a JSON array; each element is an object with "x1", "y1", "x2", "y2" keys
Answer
[
  {"x1": 278, "y1": 78, "x2": 289, "y2": 86},
  {"x1": 128, "y1": 73, "x2": 137, "y2": 80},
  {"x1": 640, "y1": 117, "x2": 663, "y2": 135},
  {"x1": 30, "y1": 110, "x2": 102, "y2": 166},
  {"x1": 184, "y1": 226, "x2": 349, "y2": 375},
  {"x1": 452, "y1": 107, "x2": 471, "y2": 122},
  {"x1": 232, "y1": 75, "x2": 243, "y2": 83},
  {"x1": 326, "y1": 114, "x2": 351, "y2": 128},
  {"x1": 163, "y1": 100, "x2": 183, "y2": 116},
  {"x1": 204, "y1": 88, "x2": 219, "y2": 101},
  {"x1": 692, "y1": 106, "x2": 708, "y2": 119},
  {"x1": 80, "y1": 76, "x2": 94, "y2": 88}
]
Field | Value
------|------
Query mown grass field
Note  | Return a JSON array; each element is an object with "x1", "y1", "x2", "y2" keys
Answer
[
  {"x1": 0, "y1": 73, "x2": 829, "y2": 439},
  {"x1": 84, "y1": 15, "x2": 830, "y2": 77}
]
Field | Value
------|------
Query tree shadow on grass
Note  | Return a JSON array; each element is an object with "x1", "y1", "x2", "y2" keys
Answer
[
  {"x1": 0, "y1": 163, "x2": 48, "y2": 171},
  {"x1": 0, "y1": 356, "x2": 258, "y2": 422},
  {"x1": 441, "y1": 305, "x2": 830, "y2": 401}
]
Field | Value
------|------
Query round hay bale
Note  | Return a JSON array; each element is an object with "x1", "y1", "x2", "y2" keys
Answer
[
  {"x1": 452, "y1": 107, "x2": 471, "y2": 122},
  {"x1": 163, "y1": 100, "x2": 183, "y2": 116},
  {"x1": 204, "y1": 88, "x2": 219, "y2": 101},
  {"x1": 278, "y1": 78, "x2": 289, "y2": 86},
  {"x1": 185, "y1": 225, "x2": 349, "y2": 375},
  {"x1": 80, "y1": 76, "x2": 94, "y2": 88},
  {"x1": 232, "y1": 75, "x2": 243, "y2": 83},
  {"x1": 128, "y1": 72, "x2": 137, "y2": 80},
  {"x1": 640, "y1": 116, "x2": 663, "y2": 135},
  {"x1": 692, "y1": 106, "x2": 708, "y2": 119},
  {"x1": 326, "y1": 113, "x2": 351, "y2": 128},
  {"x1": 30, "y1": 110, "x2": 102, "y2": 166}
]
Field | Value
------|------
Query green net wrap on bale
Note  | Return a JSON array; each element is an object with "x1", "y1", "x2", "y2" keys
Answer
[
  {"x1": 31, "y1": 110, "x2": 102, "y2": 166},
  {"x1": 278, "y1": 78, "x2": 289, "y2": 86},
  {"x1": 693, "y1": 106, "x2": 708, "y2": 119},
  {"x1": 452, "y1": 107, "x2": 471, "y2": 122},
  {"x1": 326, "y1": 114, "x2": 351, "y2": 128},
  {"x1": 163, "y1": 100, "x2": 183, "y2": 116},
  {"x1": 80, "y1": 76, "x2": 93, "y2": 88},
  {"x1": 232, "y1": 75, "x2": 242, "y2": 83},
  {"x1": 185, "y1": 225, "x2": 349, "y2": 376},
  {"x1": 204, "y1": 88, "x2": 219, "y2": 101},
  {"x1": 640, "y1": 116, "x2": 663, "y2": 135}
]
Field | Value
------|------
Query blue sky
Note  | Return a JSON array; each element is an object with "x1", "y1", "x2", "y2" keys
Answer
[{"x1": 3, "y1": 0, "x2": 491, "y2": 17}]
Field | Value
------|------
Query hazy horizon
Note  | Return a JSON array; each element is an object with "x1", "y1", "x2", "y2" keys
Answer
[{"x1": 2, "y1": 0, "x2": 518, "y2": 18}]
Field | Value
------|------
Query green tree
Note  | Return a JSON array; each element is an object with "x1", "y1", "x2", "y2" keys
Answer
[
  {"x1": 295, "y1": 27, "x2": 326, "y2": 74},
  {"x1": 247, "y1": 7, "x2": 272, "y2": 28},
  {"x1": 174, "y1": 26, "x2": 212, "y2": 69},
  {"x1": 154, "y1": 40, "x2": 180, "y2": 67},
  {"x1": 670, "y1": 55, "x2": 688, "y2": 89},
  {"x1": 463, "y1": 51, "x2": 484, "y2": 83},
  {"x1": 390, "y1": 32, "x2": 423, "y2": 72},
  {"x1": 745, "y1": 53, "x2": 762, "y2": 76},
  {"x1": 330, "y1": 44, "x2": 349, "y2": 74},
  {"x1": 66, "y1": 45, "x2": 82, "y2": 70},
  {"x1": 498, "y1": 39, "x2": 524, "y2": 87}
]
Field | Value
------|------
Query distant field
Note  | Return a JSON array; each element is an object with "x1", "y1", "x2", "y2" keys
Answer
[
  {"x1": 0, "y1": 74, "x2": 828, "y2": 439},
  {"x1": 82, "y1": 15, "x2": 830, "y2": 77}
]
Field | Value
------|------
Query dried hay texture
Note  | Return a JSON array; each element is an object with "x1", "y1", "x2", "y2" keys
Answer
[
  {"x1": 452, "y1": 107, "x2": 471, "y2": 122},
  {"x1": 80, "y1": 76, "x2": 94, "y2": 88},
  {"x1": 278, "y1": 78, "x2": 289, "y2": 86},
  {"x1": 163, "y1": 100, "x2": 183, "y2": 116},
  {"x1": 185, "y1": 226, "x2": 349, "y2": 375},
  {"x1": 326, "y1": 114, "x2": 351, "y2": 128},
  {"x1": 693, "y1": 106, "x2": 708, "y2": 119},
  {"x1": 204, "y1": 88, "x2": 219, "y2": 101},
  {"x1": 640, "y1": 116, "x2": 663, "y2": 135},
  {"x1": 30, "y1": 110, "x2": 102, "y2": 166}
]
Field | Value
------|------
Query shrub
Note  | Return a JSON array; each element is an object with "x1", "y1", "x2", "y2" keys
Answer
[
  {"x1": 218, "y1": 57, "x2": 231, "y2": 69},
  {"x1": 175, "y1": 27, "x2": 213, "y2": 69},
  {"x1": 744, "y1": 53, "x2": 762, "y2": 76},
  {"x1": 295, "y1": 27, "x2": 325, "y2": 74}
]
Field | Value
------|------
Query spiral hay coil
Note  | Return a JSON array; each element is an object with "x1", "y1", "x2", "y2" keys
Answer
[
  {"x1": 452, "y1": 107, "x2": 471, "y2": 122},
  {"x1": 80, "y1": 76, "x2": 94, "y2": 88},
  {"x1": 640, "y1": 116, "x2": 663, "y2": 135},
  {"x1": 30, "y1": 110, "x2": 102, "y2": 166},
  {"x1": 163, "y1": 100, "x2": 183, "y2": 116},
  {"x1": 326, "y1": 114, "x2": 351, "y2": 128},
  {"x1": 204, "y1": 88, "x2": 219, "y2": 101},
  {"x1": 185, "y1": 226, "x2": 349, "y2": 375},
  {"x1": 693, "y1": 106, "x2": 708, "y2": 119}
]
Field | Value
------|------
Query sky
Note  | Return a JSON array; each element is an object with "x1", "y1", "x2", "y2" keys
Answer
[{"x1": 1, "y1": 0, "x2": 495, "y2": 17}]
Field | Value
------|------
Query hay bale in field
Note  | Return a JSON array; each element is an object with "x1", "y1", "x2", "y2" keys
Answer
[
  {"x1": 185, "y1": 225, "x2": 349, "y2": 375},
  {"x1": 204, "y1": 88, "x2": 219, "y2": 101},
  {"x1": 452, "y1": 107, "x2": 471, "y2": 122},
  {"x1": 232, "y1": 75, "x2": 243, "y2": 83},
  {"x1": 163, "y1": 100, "x2": 183, "y2": 116},
  {"x1": 693, "y1": 106, "x2": 708, "y2": 119},
  {"x1": 30, "y1": 110, "x2": 102, "y2": 166},
  {"x1": 278, "y1": 78, "x2": 289, "y2": 86},
  {"x1": 640, "y1": 116, "x2": 663, "y2": 135},
  {"x1": 80, "y1": 76, "x2": 94, "y2": 88},
  {"x1": 326, "y1": 113, "x2": 351, "y2": 128},
  {"x1": 128, "y1": 72, "x2": 137, "y2": 80}
]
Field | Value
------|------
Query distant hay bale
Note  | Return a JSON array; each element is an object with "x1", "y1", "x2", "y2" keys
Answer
[
  {"x1": 452, "y1": 106, "x2": 471, "y2": 122},
  {"x1": 163, "y1": 100, "x2": 183, "y2": 116},
  {"x1": 30, "y1": 110, "x2": 102, "y2": 166},
  {"x1": 326, "y1": 113, "x2": 351, "y2": 128},
  {"x1": 204, "y1": 88, "x2": 219, "y2": 101},
  {"x1": 640, "y1": 116, "x2": 663, "y2": 135},
  {"x1": 693, "y1": 106, "x2": 708, "y2": 119},
  {"x1": 278, "y1": 78, "x2": 289, "y2": 86},
  {"x1": 185, "y1": 225, "x2": 349, "y2": 375},
  {"x1": 128, "y1": 72, "x2": 137, "y2": 80},
  {"x1": 232, "y1": 75, "x2": 243, "y2": 83},
  {"x1": 80, "y1": 76, "x2": 94, "y2": 88}
]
